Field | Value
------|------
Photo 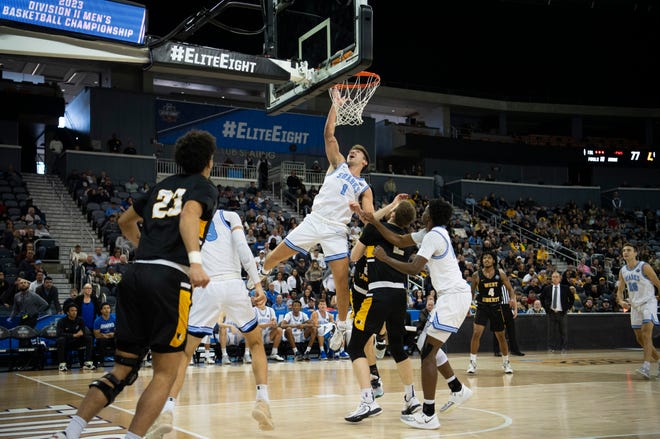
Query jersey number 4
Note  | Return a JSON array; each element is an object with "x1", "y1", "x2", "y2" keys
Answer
[{"x1": 152, "y1": 188, "x2": 186, "y2": 218}]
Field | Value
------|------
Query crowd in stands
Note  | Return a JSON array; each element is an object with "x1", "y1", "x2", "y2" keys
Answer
[{"x1": 0, "y1": 166, "x2": 57, "y2": 317}]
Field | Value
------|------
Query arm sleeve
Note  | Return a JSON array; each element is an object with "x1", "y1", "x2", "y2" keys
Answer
[{"x1": 227, "y1": 212, "x2": 260, "y2": 284}]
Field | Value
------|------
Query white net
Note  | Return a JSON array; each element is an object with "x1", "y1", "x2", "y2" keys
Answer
[{"x1": 329, "y1": 72, "x2": 381, "y2": 126}]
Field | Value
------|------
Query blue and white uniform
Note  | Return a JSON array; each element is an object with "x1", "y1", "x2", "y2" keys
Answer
[
  {"x1": 415, "y1": 226, "x2": 472, "y2": 343},
  {"x1": 188, "y1": 210, "x2": 260, "y2": 337},
  {"x1": 620, "y1": 262, "x2": 659, "y2": 328},
  {"x1": 284, "y1": 162, "x2": 369, "y2": 261}
]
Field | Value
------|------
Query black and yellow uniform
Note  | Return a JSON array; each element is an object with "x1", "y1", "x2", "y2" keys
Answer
[
  {"x1": 474, "y1": 269, "x2": 506, "y2": 332},
  {"x1": 348, "y1": 221, "x2": 415, "y2": 363},
  {"x1": 115, "y1": 173, "x2": 217, "y2": 355},
  {"x1": 350, "y1": 255, "x2": 369, "y2": 318}
]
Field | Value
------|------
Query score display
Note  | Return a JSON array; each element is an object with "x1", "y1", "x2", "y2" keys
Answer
[{"x1": 582, "y1": 148, "x2": 656, "y2": 167}]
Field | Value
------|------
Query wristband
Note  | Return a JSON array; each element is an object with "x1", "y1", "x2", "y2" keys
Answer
[{"x1": 188, "y1": 251, "x2": 202, "y2": 265}]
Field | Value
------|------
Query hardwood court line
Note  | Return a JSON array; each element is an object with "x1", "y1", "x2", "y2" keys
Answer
[
  {"x1": 15, "y1": 373, "x2": 209, "y2": 439},
  {"x1": 571, "y1": 433, "x2": 660, "y2": 439}
]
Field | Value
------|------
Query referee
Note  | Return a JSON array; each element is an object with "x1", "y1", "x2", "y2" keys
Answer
[{"x1": 493, "y1": 285, "x2": 525, "y2": 356}]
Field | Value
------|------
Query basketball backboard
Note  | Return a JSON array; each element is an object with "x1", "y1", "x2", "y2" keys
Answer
[{"x1": 264, "y1": 0, "x2": 373, "y2": 115}]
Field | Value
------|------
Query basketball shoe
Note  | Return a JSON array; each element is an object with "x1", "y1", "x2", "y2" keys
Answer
[
  {"x1": 344, "y1": 400, "x2": 382, "y2": 422},
  {"x1": 438, "y1": 385, "x2": 473, "y2": 414},
  {"x1": 400, "y1": 411, "x2": 440, "y2": 430},
  {"x1": 144, "y1": 410, "x2": 173, "y2": 439},
  {"x1": 251, "y1": 399, "x2": 274, "y2": 431}
]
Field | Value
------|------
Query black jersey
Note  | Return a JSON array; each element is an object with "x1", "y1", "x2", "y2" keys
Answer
[
  {"x1": 359, "y1": 222, "x2": 416, "y2": 287},
  {"x1": 476, "y1": 269, "x2": 505, "y2": 306},
  {"x1": 352, "y1": 255, "x2": 369, "y2": 293},
  {"x1": 133, "y1": 173, "x2": 218, "y2": 266}
]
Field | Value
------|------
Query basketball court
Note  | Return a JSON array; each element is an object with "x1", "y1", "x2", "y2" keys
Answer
[{"x1": 1, "y1": 349, "x2": 658, "y2": 438}]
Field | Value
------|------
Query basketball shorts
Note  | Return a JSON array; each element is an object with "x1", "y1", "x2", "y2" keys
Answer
[
  {"x1": 423, "y1": 287, "x2": 472, "y2": 344},
  {"x1": 474, "y1": 304, "x2": 506, "y2": 332},
  {"x1": 630, "y1": 297, "x2": 659, "y2": 328},
  {"x1": 283, "y1": 212, "x2": 349, "y2": 261},
  {"x1": 115, "y1": 262, "x2": 191, "y2": 355},
  {"x1": 188, "y1": 278, "x2": 258, "y2": 337}
]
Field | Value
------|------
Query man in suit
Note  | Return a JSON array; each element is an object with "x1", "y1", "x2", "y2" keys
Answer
[{"x1": 540, "y1": 271, "x2": 575, "y2": 353}]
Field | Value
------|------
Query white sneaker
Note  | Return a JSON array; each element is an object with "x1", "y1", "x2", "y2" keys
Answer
[
  {"x1": 329, "y1": 322, "x2": 346, "y2": 352},
  {"x1": 503, "y1": 361, "x2": 513, "y2": 374},
  {"x1": 243, "y1": 353, "x2": 252, "y2": 364},
  {"x1": 438, "y1": 385, "x2": 473, "y2": 413},
  {"x1": 467, "y1": 360, "x2": 477, "y2": 374},
  {"x1": 401, "y1": 395, "x2": 421, "y2": 415},
  {"x1": 344, "y1": 400, "x2": 382, "y2": 423},
  {"x1": 221, "y1": 355, "x2": 230, "y2": 365},
  {"x1": 205, "y1": 355, "x2": 215, "y2": 365},
  {"x1": 83, "y1": 361, "x2": 96, "y2": 371},
  {"x1": 58, "y1": 362, "x2": 68, "y2": 372},
  {"x1": 636, "y1": 366, "x2": 651, "y2": 379},
  {"x1": 145, "y1": 410, "x2": 173, "y2": 439},
  {"x1": 400, "y1": 411, "x2": 440, "y2": 430},
  {"x1": 251, "y1": 399, "x2": 274, "y2": 431},
  {"x1": 269, "y1": 353, "x2": 285, "y2": 362}
]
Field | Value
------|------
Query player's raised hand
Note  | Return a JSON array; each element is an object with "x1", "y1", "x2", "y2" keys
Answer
[{"x1": 393, "y1": 193, "x2": 410, "y2": 205}]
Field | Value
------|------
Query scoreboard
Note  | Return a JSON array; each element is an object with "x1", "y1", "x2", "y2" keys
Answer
[{"x1": 582, "y1": 148, "x2": 656, "y2": 167}]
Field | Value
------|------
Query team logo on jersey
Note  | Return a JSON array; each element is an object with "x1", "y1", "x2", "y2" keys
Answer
[{"x1": 205, "y1": 220, "x2": 218, "y2": 242}]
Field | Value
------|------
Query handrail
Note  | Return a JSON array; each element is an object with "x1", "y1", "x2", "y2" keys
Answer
[
  {"x1": 45, "y1": 174, "x2": 96, "y2": 251},
  {"x1": 461, "y1": 200, "x2": 580, "y2": 267}
]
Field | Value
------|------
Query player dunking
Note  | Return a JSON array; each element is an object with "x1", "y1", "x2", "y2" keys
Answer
[
  {"x1": 50, "y1": 130, "x2": 218, "y2": 439},
  {"x1": 259, "y1": 91, "x2": 375, "y2": 343}
]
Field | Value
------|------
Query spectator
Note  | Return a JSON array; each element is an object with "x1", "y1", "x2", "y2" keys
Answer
[
  {"x1": 74, "y1": 283, "x2": 102, "y2": 333},
  {"x1": 107, "y1": 133, "x2": 122, "y2": 153},
  {"x1": 56, "y1": 302, "x2": 95, "y2": 371},
  {"x1": 124, "y1": 176, "x2": 139, "y2": 193},
  {"x1": 93, "y1": 302, "x2": 116, "y2": 367},
  {"x1": 286, "y1": 170, "x2": 304, "y2": 196},
  {"x1": 383, "y1": 176, "x2": 397, "y2": 202},
  {"x1": 7, "y1": 278, "x2": 48, "y2": 327},
  {"x1": 526, "y1": 299, "x2": 546, "y2": 314},
  {"x1": 91, "y1": 247, "x2": 108, "y2": 270},
  {"x1": 36, "y1": 275, "x2": 61, "y2": 315}
]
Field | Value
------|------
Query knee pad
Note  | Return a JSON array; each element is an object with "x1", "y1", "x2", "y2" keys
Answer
[
  {"x1": 435, "y1": 348, "x2": 448, "y2": 366},
  {"x1": 114, "y1": 353, "x2": 143, "y2": 386},
  {"x1": 89, "y1": 373, "x2": 122, "y2": 407}
]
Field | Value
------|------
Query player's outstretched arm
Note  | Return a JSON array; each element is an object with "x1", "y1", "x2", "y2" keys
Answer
[
  {"x1": 373, "y1": 246, "x2": 427, "y2": 275},
  {"x1": 324, "y1": 90, "x2": 346, "y2": 170}
]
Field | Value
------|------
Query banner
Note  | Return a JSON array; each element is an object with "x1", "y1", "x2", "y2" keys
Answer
[
  {"x1": 1, "y1": 0, "x2": 146, "y2": 44},
  {"x1": 155, "y1": 100, "x2": 326, "y2": 156}
]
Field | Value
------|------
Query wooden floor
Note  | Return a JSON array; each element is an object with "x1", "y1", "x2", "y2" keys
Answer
[{"x1": 1, "y1": 349, "x2": 659, "y2": 439}]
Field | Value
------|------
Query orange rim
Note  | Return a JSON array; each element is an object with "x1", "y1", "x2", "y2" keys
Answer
[{"x1": 332, "y1": 71, "x2": 380, "y2": 90}]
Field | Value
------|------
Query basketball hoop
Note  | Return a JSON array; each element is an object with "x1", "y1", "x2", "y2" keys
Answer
[{"x1": 329, "y1": 71, "x2": 380, "y2": 126}]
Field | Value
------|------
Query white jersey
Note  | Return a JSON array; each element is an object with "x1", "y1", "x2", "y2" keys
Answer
[
  {"x1": 202, "y1": 210, "x2": 244, "y2": 278},
  {"x1": 416, "y1": 226, "x2": 470, "y2": 295},
  {"x1": 255, "y1": 306, "x2": 277, "y2": 326},
  {"x1": 312, "y1": 162, "x2": 369, "y2": 224},
  {"x1": 620, "y1": 262, "x2": 656, "y2": 307}
]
